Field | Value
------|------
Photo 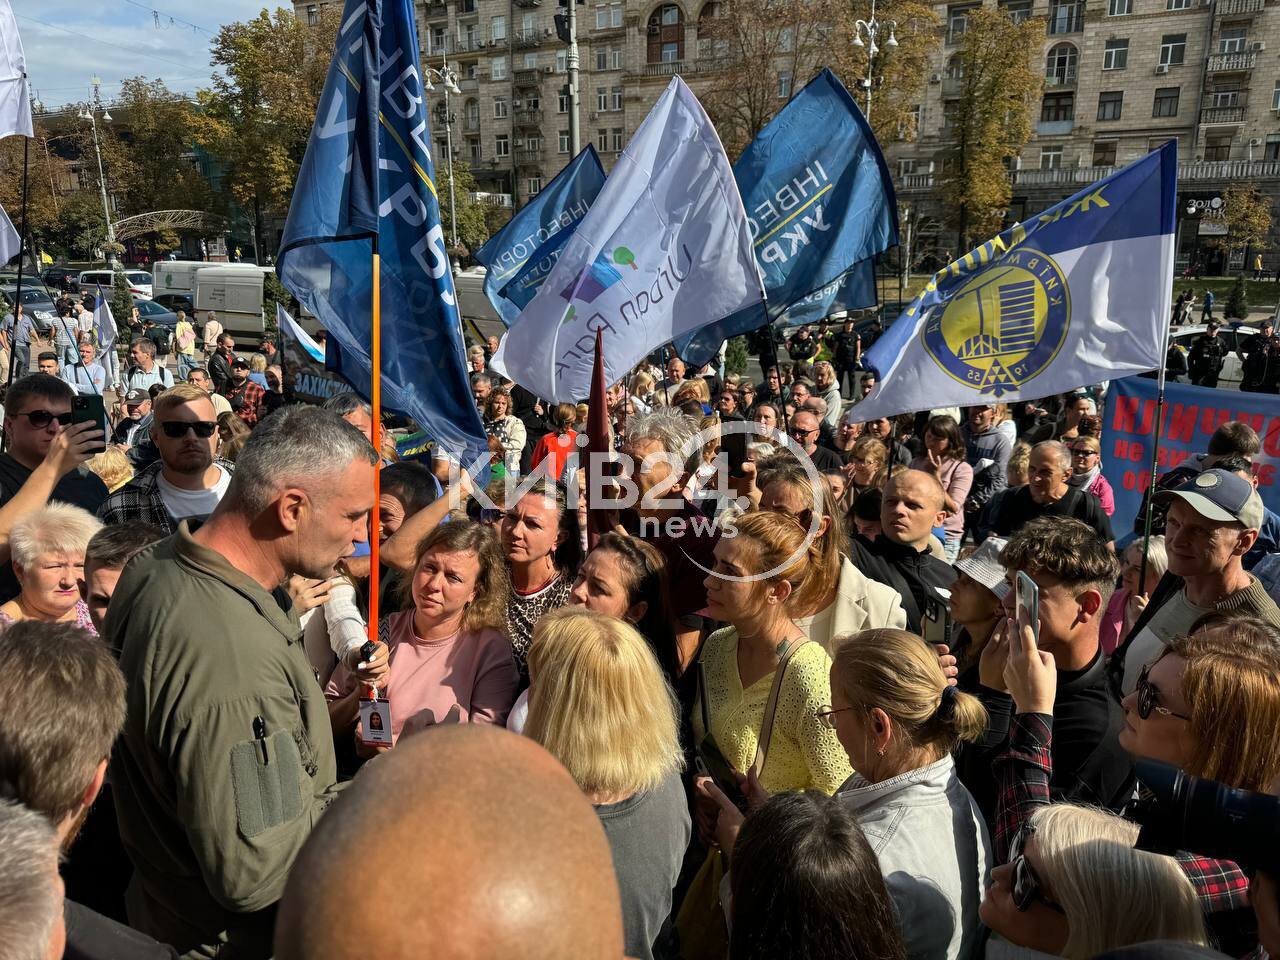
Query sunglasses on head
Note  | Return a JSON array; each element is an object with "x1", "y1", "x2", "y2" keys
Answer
[
  {"x1": 1135, "y1": 661, "x2": 1191, "y2": 721},
  {"x1": 1008, "y1": 825, "x2": 1064, "y2": 913},
  {"x1": 18, "y1": 410, "x2": 73, "y2": 428},
  {"x1": 160, "y1": 420, "x2": 218, "y2": 439}
]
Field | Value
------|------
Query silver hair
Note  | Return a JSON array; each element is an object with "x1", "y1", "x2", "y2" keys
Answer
[
  {"x1": 1034, "y1": 440, "x2": 1073, "y2": 474},
  {"x1": 320, "y1": 392, "x2": 372, "y2": 420},
  {"x1": 132, "y1": 338, "x2": 156, "y2": 357},
  {"x1": 0, "y1": 800, "x2": 60, "y2": 960},
  {"x1": 9, "y1": 503, "x2": 102, "y2": 570},
  {"x1": 803, "y1": 396, "x2": 828, "y2": 417},
  {"x1": 226, "y1": 407, "x2": 378, "y2": 515},
  {"x1": 625, "y1": 407, "x2": 702, "y2": 475}
]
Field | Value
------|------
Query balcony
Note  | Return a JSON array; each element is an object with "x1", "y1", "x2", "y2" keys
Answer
[
  {"x1": 1011, "y1": 166, "x2": 1115, "y2": 186},
  {"x1": 514, "y1": 0, "x2": 541, "y2": 7},
  {"x1": 1004, "y1": 160, "x2": 1280, "y2": 189},
  {"x1": 514, "y1": 68, "x2": 541, "y2": 85},
  {"x1": 512, "y1": 30, "x2": 543, "y2": 48},
  {"x1": 638, "y1": 60, "x2": 684, "y2": 78},
  {"x1": 1036, "y1": 118, "x2": 1075, "y2": 135},
  {"x1": 423, "y1": 0, "x2": 447, "y2": 17},
  {"x1": 1218, "y1": 0, "x2": 1263, "y2": 14},
  {"x1": 455, "y1": 0, "x2": 478, "y2": 14},
  {"x1": 515, "y1": 148, "x2": 541, "y2": 165},
  {"x1": 1201, "y1": 105, "x2": 1246, "y2": 123},
  {"x1": 1208, "y1": 51, "x2": 1257, "y2": 71},
  {"x1": 464, "y1": 116, "x2": 481, "y2": 132},
  {"x1": 942, "y1": 77, "x2": 964, "y2": 97},
  {"x1": 1180, "y1": 159, "x2": 1280, "y2": 179},
  {"x1": 1044, "y1": 70, "x2": 1078, "y2": 89},
  {"x1": 898, "y1": 173, "x2": 937, "y2": 191},
  {"x1": 513, "y1": 107, "x2": 542, "y2": 125},
  {"x1": 454, "y1": 35, "x2": 486, "y2": 54}
]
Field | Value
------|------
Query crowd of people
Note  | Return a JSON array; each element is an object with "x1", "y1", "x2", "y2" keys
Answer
[{"x1": 0, "y1": 307, "x2": 1278, "y2": 960}]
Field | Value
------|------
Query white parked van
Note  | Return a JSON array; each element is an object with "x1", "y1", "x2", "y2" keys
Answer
[
  {"x1": 77, "y1": 269, "x2": 154, "y2": 298},
  {"x1": 151, "y1": 261, "x2": 265, "y2": 337}
]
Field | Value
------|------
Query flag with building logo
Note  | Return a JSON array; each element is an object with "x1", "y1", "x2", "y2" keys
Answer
[
  {"x1": 673, "y1": 68, "x2": 896, "y2": 366},
  {"x1": 854, "y1": 141, "x2": 1177, "y2": 420},
  {"x1": 0, "y1": 0, "x2": 32, "y2": 140},
  {"x1": 474, "y1": 146, "x2": 606, "y2": 325},
  {"x1": 277, "y1": 0, "x2": 488, "y2": 467},
  {"x1": 491, "y1": 76, "x2": 764, "y2": 402}
]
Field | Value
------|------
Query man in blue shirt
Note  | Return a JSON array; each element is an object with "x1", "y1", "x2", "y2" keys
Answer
[{"x1": 62, "y1": 340, "x2": 107, "y2": 395}]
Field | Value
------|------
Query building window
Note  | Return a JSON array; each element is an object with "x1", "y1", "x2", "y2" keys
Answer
[
  {"x1": 611, "y1": 86, "x2": 623, "y2": 110},
  {"x1": 306, "y1": 4, "x2": 318, "y2": 26},
  {"x1": 778, "y1": 71, "x2": 792, "y2": 99},
  {"x1": 1048, "y1": 0, "x2": 1082, "y2": 33},
  {"x1": 491, "y1": 15, "x2": 506, "y2": 41},
  {"x1": 1040, "y1": 146, "x2": 1063, "y2": 169},
  {"x1": 611, "y1": 127, "x2": 624, "y2": 151},
  {"x1": 559, "y1": 129, "x2": 571, "y2": 153},
  {"x1": 1046, "y1": 43, "x2": 1078, "y2": 84},
  {"x1": 595, "y1": 1, "x2": 623, "y2": 28},
  {"x1": 1204, "y1": 135, "x2": 1232, "y2": 161},
  {"x1": 1041, "y1": 91, "x2": 1075, "y2": 121},
  {"x1": 468, "y1": 138, "x2": 481, "y2": 162},
  {"x1": 947, "y1": 5, "x2": 973, "y2": 43},
  {"x1": 496, "y1": 134, "x2": 510, "y2": 157},
  {"x1": 491, "y1": 56, "x2": 507, "y2": 80},
  {"x1": 597, "y1": 87, "x2": 609, "y2": 111},
  {"x1": 528, "y1": 177, "x2": 543, "y2": 195},
  {"x1": 1219, "y1": 26, "x2": 1248, "y2": 54},
  {"x1": 1265, "y1": 133, "x2": 1280, "y2": 161},
  {"x1": 1166, "y1": 0, "x2": 1192, "y2": 9},
  {"x1": 779, "y1": 26, "x2": 794, "y2": 52},
  {"x1": 494, "y1": 97, "x2": 509, "y2": 118},
  {"x1": 898, "y1": 158, "x2": 918, "y2": 177},
  {"x1": 430, "y1": 26, "x2": 448, "y2": 54},
  {"x1": 647, "y1": 4, "x2": 685, "y2": 62},
  {"x1": 524, "y1": 52, "x2": 538, "y2": 69},
  {"x1": 1108, "y1": 0, "x2": 1131, "y2": 15},
  {"x1": 1093, "y1": 140, "x2": 1118, "y2": 165},
  {"x1": 1103, "y1": 39, "x2": 1129, "y2": 70},
  {"x1": 1209, "y1": 82, "x2": 1242, "y2": 107},
  {"x1": 1273, "y1": 80, "x2": 1280, "y2": 110},
  {"x1": 1001, "y1": 0, "x2": 1032, "y2": 23},
  {"x1": 1097, "y1": 91, "x2": 1123, "y2": 120},
  {"x1": 942, "y1": 100, "x2": 959, "y2": 129},
  {"x1": 558, "y1": 94, "x2": 569, "y2": 113},
  {"x1": 1153, "y1": 86, "x2": 1180, "y2": 116},
  {"x1": 945, "y1": 54, "x2": 965, "y2": 80},
  {"x1": 1159, "y1": 34, "x2": 1186, "y2": 65},
  {"x1": 556, "y1": 50, "x2": 567, "y2": 72},
  {"x1": 527, "y1": 135, "x2": 543, "y2": 150},
  {"x1": 597, "y1": 128, "x2": 609, "y2": 151}
]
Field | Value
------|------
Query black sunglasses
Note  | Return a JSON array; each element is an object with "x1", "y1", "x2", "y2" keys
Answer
[
  {"x1": 160, "y1": 420, "x2": 218, "y2": 439},
  {"x1": 1009, "y1": 825, "x2": 1064, "y2": 913},
  {"x1": 1135, "y1": 662, "x2": 1191, "y2": 721},
  {"x1": 17, "y1": 410, "x2": 73, "y2": 428}
]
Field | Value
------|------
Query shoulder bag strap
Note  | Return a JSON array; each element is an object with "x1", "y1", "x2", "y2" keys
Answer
[
  {"x1": 697, "y1": 658, "x2": 712, "y2": 742},
  {"x1": 750, "y1": 635, "x2": 813, "y2": 778}
]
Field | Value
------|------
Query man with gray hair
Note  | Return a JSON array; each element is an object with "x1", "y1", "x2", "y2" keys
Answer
[
  {"x1": 989, "y1": 439, "x2": 1113, "y2": 546},
  {"x1": 0, "y1": 799, "x2": 64, "y2": 960},
  {"x1": 105, "y1": 406, "x2": 378, "y2": 956}
]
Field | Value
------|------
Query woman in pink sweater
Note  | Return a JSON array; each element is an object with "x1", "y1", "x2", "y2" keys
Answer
[{"x1": 326, "y1": 520, "x2": 519, "y2": 751}]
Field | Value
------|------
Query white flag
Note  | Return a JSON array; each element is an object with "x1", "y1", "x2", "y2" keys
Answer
[
  {"x1": 491, "y1": 77, "x2": 763, "y2": 401},
  {"x1": 0, "y1": 201, "x2": 18, "y2": 265},
  {"x1": 0, "y1": 0, "x2": 33, "y2": 140}
]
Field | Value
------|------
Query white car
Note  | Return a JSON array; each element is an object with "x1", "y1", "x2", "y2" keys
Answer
[
  {"x1": 1170, "y1": 322, "x2": 1259, "y2": 389},
  {"x1": 77, "y1": 269, "x2": 154, "y2": 299}
]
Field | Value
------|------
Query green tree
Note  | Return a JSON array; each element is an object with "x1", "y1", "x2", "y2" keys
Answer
[
  {"x1": 194, "y1": 6, "x2": 342, "y2": 261},
  {"x1": 1215, "y1": 183, "x2": 1272, "y2": 269},
  {"x1": 939, "y1": 7, "x2": 1042, "y2": 248},
  {"x1": 1225, "y1": 272, "x2": 1248, "y2": 319},
  {"x1": 434, "y1": 159, "x2": 489, "y2": 254},
  {"x1": 725, "y1": 335, "x2": 749, "y2": 375},
  {"x1": 0, "y1": 119, "x2": 73, "y2": 262}
]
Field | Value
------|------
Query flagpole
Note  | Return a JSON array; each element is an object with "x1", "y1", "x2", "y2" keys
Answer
[
  {"x1": 1136, "y1": 318, "x2": 1174, "y2": 592},
  {"x1": 368, "y1": 238, "x2": 381, "y2": 647}
]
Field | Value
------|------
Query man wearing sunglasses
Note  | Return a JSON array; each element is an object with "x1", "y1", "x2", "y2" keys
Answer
[
  {"x1": 0, "y1": 374, "x2": 108, "y2": 604},
  {"x1": 788, "y1": 410, "x2": 843, "y2": 473},
  {"x1": 100, "y1": 383, "x2": 233, "y2": 534}
]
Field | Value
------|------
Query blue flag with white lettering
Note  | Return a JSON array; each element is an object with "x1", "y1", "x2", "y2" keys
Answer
[
  {"x1": 674, "y1": 68, "x2": 897, "y2": 365},
  {"x1": 277, "y1": 0, "x2": 487, "y2": 465},
  {"x1": 777, "y1": 259, "x2": 877, "y2": 328},
  {"x1": 474, "y1": 146, "x2": 606, "y2": 326}
]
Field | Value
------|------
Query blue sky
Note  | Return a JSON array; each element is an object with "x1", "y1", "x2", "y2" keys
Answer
[{"x1": 13, "y1": 0, "x2": 276, "y2": 110}]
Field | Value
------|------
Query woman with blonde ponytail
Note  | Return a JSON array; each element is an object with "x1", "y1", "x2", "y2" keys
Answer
[{"x1": 828, "y1": 628, "x2": 993, "y2": 960}]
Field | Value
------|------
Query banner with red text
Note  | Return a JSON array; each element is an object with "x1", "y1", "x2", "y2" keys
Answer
[{"x1": 1102, "y1": 376, "x2": 1280, "y2": 534}]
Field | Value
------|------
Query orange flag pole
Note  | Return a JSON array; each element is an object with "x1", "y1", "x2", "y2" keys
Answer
[{"x1": 369, "y1": 244, "x2": 381, "y2": 646}]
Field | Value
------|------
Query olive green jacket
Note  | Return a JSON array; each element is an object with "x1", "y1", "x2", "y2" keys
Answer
[{"x1": 105, "y1": 522, "x2": 344, "y2": 957}]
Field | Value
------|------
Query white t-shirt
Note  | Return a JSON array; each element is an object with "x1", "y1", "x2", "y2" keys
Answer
[{"x1": 156, "y1": 464, "x2": 232, "y2": 526}]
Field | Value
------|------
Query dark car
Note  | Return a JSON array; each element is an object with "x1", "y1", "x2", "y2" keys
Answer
[
  {"x1": 40, "y1": 266, "x2": 80, "y2": 292},
  {"x1": 131, "y1": 297, "x2": 179, "y2": 330},
  {"x1": 150, "y1": 293, "x2": 194, "y2": 315},
  {"x1": 0, "y1": 284, "x2": 58, "y2": 334}
]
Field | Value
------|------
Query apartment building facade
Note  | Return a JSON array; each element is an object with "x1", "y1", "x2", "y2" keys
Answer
[
  {"x1": 298, "y1": 0, "x2": 735, "y2": 211},
  {"x1": 889, "y1": 0, "x2": 1280, "y2": 269}
]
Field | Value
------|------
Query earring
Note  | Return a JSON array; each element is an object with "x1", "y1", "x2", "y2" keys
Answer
[{"x1": 876, "y1": 747, "x2": 885, "y2": 758}]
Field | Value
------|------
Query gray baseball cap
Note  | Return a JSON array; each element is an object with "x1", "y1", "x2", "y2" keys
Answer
[{"x1": 1154, "y1": 467, "x2": 1264, "y2": 530}]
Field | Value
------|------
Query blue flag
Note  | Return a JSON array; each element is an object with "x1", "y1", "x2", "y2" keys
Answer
[
  {"x1": 777, "y1": 260, "x2": 877, "y2": 328},
  {"x1": 277, "y1": 0, "x2": 487, "y2": 465},
  {"x1": 674, "y1": 68, "x2": 897, "y2": 366},
  {"x1": 858, "y1": 142, "x2": 1177, "y2": 419},
  {"x1": 474, "y1": 146, "x2": 606, "y2": 326}
]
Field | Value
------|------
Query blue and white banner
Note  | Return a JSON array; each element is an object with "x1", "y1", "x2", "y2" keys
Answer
[
  {"x1": 778, "y1": 259, "x2": 877, "y2": 329},
  {"x1": 92, "y1": 288, "x2": 116, "y2": 351},
  {"x1": 277, "y1": 303, "x2": 324, "y2": 362},
  {"x1": 673, "y1": 68, "x2": 896, "y2": 366},
  {"x1": 277, "y1": 0, "x2": 488, "y2": 465},
  {"x1": 0, "y1": 0, "x2": 32, "y2": 140},
  {"x1": 277, "y1": 304, "x2": 346, "y2": 403},
  {"x1": 492, "y1": 77, "x2": 764, "y2": 402},
  {"x1": 857, "y1": 141, "x2": 1177, "y2": 420},
  {"x1": 474, "y1": 146, "x2": 606, "y2": 325},
  {"x1": 0, "y1": 201, "x2": 18, "y2": 264}
]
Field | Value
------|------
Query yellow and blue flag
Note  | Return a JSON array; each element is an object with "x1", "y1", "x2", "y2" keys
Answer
[
  {"x1": 674, "y1": 68, "x2": 896, "y2": 366},
  {"x1": 474, "y1": 146, "x2": 606, "y2": 326},
  {"x1": 277, "y1": 0, "x2": 487, "y2": 466},
  {"x1": 857, "y1": 141, "x2": 1177, "y2": 420}
]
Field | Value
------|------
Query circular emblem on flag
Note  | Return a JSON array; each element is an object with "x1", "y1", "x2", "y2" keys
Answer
[{"x1": 922, "y1": 247, "x2": 1071, "y2": 398}]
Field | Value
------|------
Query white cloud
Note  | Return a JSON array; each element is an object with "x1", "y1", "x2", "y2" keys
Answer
[{"x1": 13, "y1": 0, "x2": 282, "y2": 109}]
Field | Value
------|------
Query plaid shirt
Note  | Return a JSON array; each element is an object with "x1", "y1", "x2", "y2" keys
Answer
[
  {"x1": 996, "y1": 712, "x2": 1251, "y2": 917},
  {"x1": 224, "y1": 379, "x2": 267, "y2": 427},
  {"x1": 99, "y1": 459, "x2": 236, "y2": 534}
]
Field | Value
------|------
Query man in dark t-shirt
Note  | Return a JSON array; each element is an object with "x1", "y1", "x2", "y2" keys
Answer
[
  {"x1": 0, "y1": 374, "x2": 109, "y2": 603},
  {"x1": 990, "y1": 440, "x2": 1113, "y2": 546}
]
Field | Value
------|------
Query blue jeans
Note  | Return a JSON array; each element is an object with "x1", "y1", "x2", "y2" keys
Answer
[
  {"x1": 14, "y1": 342, "x2": 29, "y2": 376},
  {"x1": 177, "y1": 353, "x2": 197, "y2": 380}
]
